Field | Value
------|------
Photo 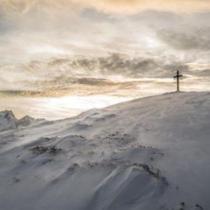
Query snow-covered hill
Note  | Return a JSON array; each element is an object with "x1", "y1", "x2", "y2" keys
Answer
[{"x1": 0, "y1": 92, "x2": 210, "y2": 210}]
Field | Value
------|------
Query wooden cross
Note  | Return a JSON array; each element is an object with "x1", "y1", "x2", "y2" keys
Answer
[{"x1": 173, "y1": 70, "x2": 183, "y2": 92}]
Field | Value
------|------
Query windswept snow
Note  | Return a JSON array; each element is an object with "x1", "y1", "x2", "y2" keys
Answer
[{"x1": 0, "y1": 92, "x2": 210, "y2": 210}]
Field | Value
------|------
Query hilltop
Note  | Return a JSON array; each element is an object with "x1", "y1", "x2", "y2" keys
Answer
[{"x1": 0, "y1": 92, "x2": 210, "y2": 210}]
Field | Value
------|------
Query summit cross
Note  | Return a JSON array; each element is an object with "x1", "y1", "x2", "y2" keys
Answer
[{"x1": 173, "y1": 70, "x2": 183, "y2": 92}]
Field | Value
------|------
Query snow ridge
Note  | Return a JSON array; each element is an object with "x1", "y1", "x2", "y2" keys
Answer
[{"x1": 0, "y1": 92, "x2": 210, "y2": 210}]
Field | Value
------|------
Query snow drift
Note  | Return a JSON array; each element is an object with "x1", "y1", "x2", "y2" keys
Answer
[{"x1": 0, "y1": 92, "x2": 210, "y2": 210}]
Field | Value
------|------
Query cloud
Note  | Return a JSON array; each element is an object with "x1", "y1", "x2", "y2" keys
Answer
[
  {"x1": 157, "y1": 27, "x2": 210, "y2": 51},
  {"x1": 80, "y1": 0, "x2": 210, "y2": 14},
  {"x1": 1, "y1": 53, "x2": 210, "y2": 97},
  {"x1": 1, "y1": 2, "x2": 210, "y2": 81},
  {"x1": 0, "y1": 54, "x2": 190, "y2": 89},
  {"x1": 2, "y1": 0, "x2": 210, "y2": 15}
]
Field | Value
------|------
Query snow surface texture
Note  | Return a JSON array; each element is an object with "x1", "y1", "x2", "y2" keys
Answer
[{"x1": 0, "y1": 92, "x2": 210, "y2": 210}]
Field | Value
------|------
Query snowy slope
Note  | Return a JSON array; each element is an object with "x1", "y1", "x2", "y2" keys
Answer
[{"x1": 0, "y1": 92, "x2": 210, "y2": 210}]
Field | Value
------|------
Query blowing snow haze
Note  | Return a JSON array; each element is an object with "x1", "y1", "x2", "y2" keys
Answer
[{"x1": 1, "y1": 0, "x2": 210, "y2": 119}]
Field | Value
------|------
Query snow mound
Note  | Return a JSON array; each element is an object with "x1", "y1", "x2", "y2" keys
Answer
[{"x1": 0, "y1": 92, "x2": 210, "y2": 210}]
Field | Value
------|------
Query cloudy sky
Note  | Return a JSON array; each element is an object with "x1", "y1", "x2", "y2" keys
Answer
[{"x1": 0, "y1": 0, "x2": 210, "y2": 118}]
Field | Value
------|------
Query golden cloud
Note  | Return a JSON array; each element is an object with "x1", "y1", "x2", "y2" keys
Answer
[
  {"x1": 79, "y1": 0, "x2": 210, "y2": 13},
  {"x1": 1, "y1": 0, "x2": 210, "y2": 14}
]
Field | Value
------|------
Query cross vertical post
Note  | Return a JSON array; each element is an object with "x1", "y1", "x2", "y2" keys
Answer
[{"x1": 173, "y1": 70, "x2": 183, "y2": 92}]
